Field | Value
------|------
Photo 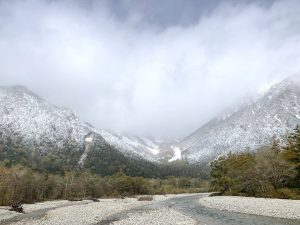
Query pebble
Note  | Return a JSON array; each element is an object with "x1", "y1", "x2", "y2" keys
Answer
[
  {"x1": 199, "y1": 196, "x2": 300, "y2": 219},
  {"x1": 1, "y1": 194, "x2": 198, "y2": 225},
  {"x1": 112, "y1": 207, "x2": 198, "y2": 225}
]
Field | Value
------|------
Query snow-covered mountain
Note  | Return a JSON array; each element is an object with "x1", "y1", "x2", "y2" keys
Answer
[
  {"x1": 0, "y1": 85, "x2": 180, "y2": 163},
  {"x1": 98, "y1": 130, "x2": 181, "y2": 162},
  {"x1": 180, "y1": 75, "x2": 300, "y2": 162},
  {"x1": 0, "y1": 85, "x2": 105, "y2": 154},
  {"x1": 8, "y1": 75, "x2": 299, "y2": 165},
  {"x1": 98, "y1": 130, "x2": 160, "y2": 161}
]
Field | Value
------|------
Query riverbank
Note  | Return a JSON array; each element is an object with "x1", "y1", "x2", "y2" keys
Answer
[
  {"x1": 0, "y1": 194, "x2": 198, "y2": 225},
  {"x1": 199, "y1": 196, "x2": 300, "y2": 219},
  {"x1": 2, "y1": 194, "x2": 300, "y2": 225}
]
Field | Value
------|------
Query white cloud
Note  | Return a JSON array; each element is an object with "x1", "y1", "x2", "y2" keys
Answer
[{"x1": 0, "y1": 0, "x2": 300, "y2": 138}]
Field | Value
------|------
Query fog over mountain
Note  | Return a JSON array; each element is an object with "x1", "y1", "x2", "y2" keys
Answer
[{"x1": 0, "y1": 0, "x2": 300, "y2": 138}]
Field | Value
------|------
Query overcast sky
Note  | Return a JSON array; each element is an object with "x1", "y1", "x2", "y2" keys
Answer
[{"x1": 0, "y1": 0, "x2": 300, "y2": 138}]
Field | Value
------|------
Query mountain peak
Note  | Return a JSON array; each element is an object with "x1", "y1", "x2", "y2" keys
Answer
[
  {"x1": 0, "y1": 85, "x2": 40, "y2": 98},
  {"x1": 273, "y1": 74, "x2": 300, "y2": 89},
  {"x1": 1, "y1": 85, "x2": 30, "y2": 92},
  {"x1": 180, "y1": 75, "x2": 300, "y2": 162},
  {"x1": 285, "y1": 74, "x2": 300, "y2": 83},
  {"x1": 0, "y1": 85, "x2": 97, "y2": 154}
]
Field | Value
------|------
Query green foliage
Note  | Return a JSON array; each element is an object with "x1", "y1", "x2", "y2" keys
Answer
[
  {"x1": 0, "y1": 140, "x2": 83, "y2": 174},
  {"x1": 82, "y1": 139, "x2": 211, "y2": 179},
  {"x1": 282, "y1": 126, "x2": 300, "y2": 187},
  {"x1": 0, "y1": 132, "x2": 211, "y2": 180},
  {"x1": 0, "y1": 131, "x2": 211, "y2": 206},
  {"x1": 107, "y1": 172, "x2": 150, "y2": 196},
  {"x1": 84, "y1": 142, "x2": 161, "y2": 177},
  {"x1": 210, "y1": 135, "x2": 300, "y2": 199}
]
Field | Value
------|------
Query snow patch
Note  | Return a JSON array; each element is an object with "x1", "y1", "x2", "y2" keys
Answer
[
  {"x1": 168, "y1": 146, "x2": 182, "y2": 162},
  {"x1": 85, "y1": 137, "x2": 93, "y2": 143},
  {"x1": 147, "y1": 146, "x2": 160, "y2": 155}
]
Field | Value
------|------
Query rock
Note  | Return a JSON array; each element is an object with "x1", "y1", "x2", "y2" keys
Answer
[
  {"x1": 137, "y1": 196, "x2": 153, "y2": 201},
  {"x1": 9, "y1": 203, "x2": 24, "y2": 213}
]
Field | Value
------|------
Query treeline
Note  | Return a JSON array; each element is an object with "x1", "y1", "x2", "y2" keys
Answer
[
  {"x1": 0, "y1": 134, "x2": 210, "y2": 206},
  {"x1": 0, "y1": 165, "x2": 209, "y2": 206},
  {"x1": 0, "y1": 135, "x2": 210, "y2": 179},
  {"x1": 210, "y1": 127, "x2": 300, "y2": 199}
]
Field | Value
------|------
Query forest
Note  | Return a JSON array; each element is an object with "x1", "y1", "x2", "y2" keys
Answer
[
  {"x1": 0, "y1": 167, "x2": 209, "y2": 206},
  {"x1": 1, "y1": 127, "x2": 300, "y2": 206},
  {"x1": 0, "y1": 136, "x2": 210, "y2": 206},
  {"x1": 210, "y1": 127, "x2": 300, "y2": 199}
]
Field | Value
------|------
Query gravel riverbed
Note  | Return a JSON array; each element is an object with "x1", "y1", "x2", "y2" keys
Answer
[
  {"x1": 0, "y1": 194, "x2": 197, "y2": 225},
  {"x1": 112, "y1": 207, "x2": 198, "y2": 225},
  {"x1": 199, "y1": 196, "x2": 300, "y2": 219},
  {"x1": 1, "y1": 194, "x2": 300, "y2": 225}
]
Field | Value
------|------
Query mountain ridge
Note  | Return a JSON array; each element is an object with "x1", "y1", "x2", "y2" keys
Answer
[
  {"x1": 180, "y1": 75, "x2": 300, "y2": 161},
  {"x1": 0, "y1": 85, "x2": 180, "y2": 169},
  {"x1": 2, "y1": 75, "x2": 300, "y2": 165}
]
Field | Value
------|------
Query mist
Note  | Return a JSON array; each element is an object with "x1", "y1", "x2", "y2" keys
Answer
[{"x1": 0, "y1": 0, "x2": 300, "y2": 138}]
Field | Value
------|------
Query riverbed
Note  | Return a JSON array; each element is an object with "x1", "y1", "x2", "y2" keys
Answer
[{"x1": 1, "y1": 193, "x2": 299, "y2": 225}]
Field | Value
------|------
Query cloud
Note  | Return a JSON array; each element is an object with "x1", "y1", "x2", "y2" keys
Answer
[{"x1": 0, "y1": 0, "x2": 300, "y2": 138}]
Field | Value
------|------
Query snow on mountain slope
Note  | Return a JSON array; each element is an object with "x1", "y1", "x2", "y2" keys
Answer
[
  {"x1": 98, "y1": 130, "x2": 181, "y2": 162},
  {"x1": 98, "y1": 130, "x2": 161, "y2": 161},
  {"x1": 0, "y1": 85, "x2": 105, "y2": 153},
  {"x1": 180, "y1": 75, "x2": 300, "y2": 162},
  {"x1": 0, "y1": 85, "x2": 177, "y2": 163},
  {"x1": 168, "y1": 146, "x2": 182, "y2": 162}
]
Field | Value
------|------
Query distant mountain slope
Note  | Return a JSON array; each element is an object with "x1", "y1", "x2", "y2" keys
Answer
[
  {"x1": 99, "y1": 130, "x2": 181, "y2": 162},
  {"x1": 0, "y1": 85, "x2": 102, "y2": 152},
  {"x1": 0, "y1": 85, "x2": 184, "y2": 176},
  {"x1": 181, "y1": 75, "x2": 300, "y2": 162},
  {"x1": 0, "y1": 85, "x2": 162, "y2": 160},
  {"x1": 98, "y1": 130, "x2": 161, "y2": 161}
]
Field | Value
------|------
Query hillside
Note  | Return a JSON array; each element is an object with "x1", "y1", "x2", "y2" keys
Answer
[
  {"x1": 180, "y1": 75, "x2": 300, "y2": 161},
  {"x1": 0, "y1": 85, "x2": 198, "y2": 177}
]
